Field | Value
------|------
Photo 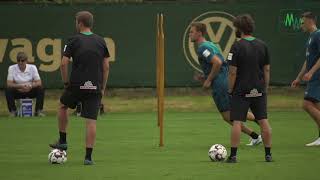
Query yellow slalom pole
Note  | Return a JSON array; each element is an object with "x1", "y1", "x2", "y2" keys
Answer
[
  {"x1": 158, "y1": 13, "x2": 165, "y2": 147},
  {"x1": 156, "y1": 13, "x2": 160, "y2": 127}
]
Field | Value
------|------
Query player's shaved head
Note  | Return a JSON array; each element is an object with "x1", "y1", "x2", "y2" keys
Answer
[
  {"x1": 76, "y1": 11, "x2": 93, "y2": 28},
  {"x1": 191, "y1": 22, "x2": 207, "y2": 35},
  {"x1": 233, "y1": 14, "x2": 255, "y2": 36}
]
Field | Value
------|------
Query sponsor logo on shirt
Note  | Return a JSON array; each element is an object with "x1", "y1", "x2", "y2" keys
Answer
[
  {"x1": 227, "y1": 53, "x2": 233, "y2": 60},
  {"x1": 202, "y1": 49, "x2": 211, "y2": 58},
  {"x1": 245, "y1": 88, "x2": 262, "y2": 97},
  {"x1": 80, "y1": 81, "x2": 97, "y2": 90}
]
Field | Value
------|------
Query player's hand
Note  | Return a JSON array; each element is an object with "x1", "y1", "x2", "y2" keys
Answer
[
  {"x1": 101, "y1": 89, "x2": 105, "y2": 96},
  {"x1": 193, "y1": 72, "x2": 205, "y2": 83},
  {"x1": 302, "y1": 72, "x2": 313, "y2": 82},
  {"x1": 291, "y1": 79, "x2": 300, "y2": 88},
  {"x1": 203, "y1": 79, "x2": 211, "y2": 89}
]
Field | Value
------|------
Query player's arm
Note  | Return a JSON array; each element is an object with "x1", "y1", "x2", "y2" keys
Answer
[
  {"x1": 291, "y1": 61, "x2": 306, "y2": 87},
  {"x1": 264, "y1": 65, "x2": 270, "y2": 90},
  {"x1": 303, "y1": 58, "x2": 320, "y2": 81},
  {"x1": 193, "y1": 71, "x2": 205, "y2": 83},
  {"x1": 297, "y1": 61, "x2": 307, "y2": 80},
  {"x1": 227, "y1": 43, "x2": 238, "y2": 93},
  {"x1": 101, "y1": 57, "x2": 110, "y2": 95},
  {"x1": 202, "y1": 47, "x2": 222, "y2": 88},
  {"x1": 61, "y1": 37, "x2": 74, "y2": 87},
  {"x1": 304, "y1": 36, "x2": 320, "y2": 81},
  {"x1": 228, "y1": 65, "x2": 237, "y2": 94},
  {"x1": 60, "y1": 56, "x2": 70, "y2": 86},
  {"x1": 263, "y1": 45, "x2": 270, "y2": 91},
  {"x1": 206, "y1": 55, "x2": 223, "y2": 82}
]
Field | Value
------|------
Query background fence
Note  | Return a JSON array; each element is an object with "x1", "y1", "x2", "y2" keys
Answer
[{"x1": 0, "y1": 0, "x2": 319, "y2": 88}]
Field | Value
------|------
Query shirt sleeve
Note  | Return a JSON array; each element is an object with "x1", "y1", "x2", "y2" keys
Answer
[
  {"x1": 198, "y1": 46, "x2": 215, "y2": 63},
  {"x1": 227, "y1": 43, "x2": 239, "y2": 67},
  {"x1": 7, "y1": 66, "x2": 13, "y2": 81},
  {"x1": 32, "y1": 65, "x2": 41, "y2": 81},
  {"x1": 63, "y1": 37, "x2": 75, "y2": 58}
]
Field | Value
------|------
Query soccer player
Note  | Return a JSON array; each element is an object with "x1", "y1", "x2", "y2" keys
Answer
[
  {"x1": 226, "y1": 14, "x2": 272, "y2": 163},
  {"x1": 189, "y1": 22, "x2": 262, "y2": 146},
  {"x1": 49, "y1": 11, "x2": 110, "y2": 165},
  {"x1": 291, "y1": 12, "x2": 320, "y2": 146}
]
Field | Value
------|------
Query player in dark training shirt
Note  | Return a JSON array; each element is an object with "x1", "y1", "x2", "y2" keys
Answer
[
  {"x1": 226, "y1": 14, "x2": 272, "y2": 163},
  {"x1": 292, "y1": 12, "x2": 320, "y2": 146},
  {"x1": 49, "y1": 11, "x2": 110, "y2": 165},
  {"x1": 189, "y1": 22, "x2": 262, "y2": 146}
]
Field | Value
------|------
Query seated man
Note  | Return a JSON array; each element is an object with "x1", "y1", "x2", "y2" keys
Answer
[{"x1": 5, "y1": 52, "x2": 45, "y2": 117}]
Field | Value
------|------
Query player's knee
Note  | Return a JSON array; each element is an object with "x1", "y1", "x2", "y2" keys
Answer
[
  {"x1": 261, "y1": 125, "x2": 272, "y2": 134},
  {"x1": 303, "y1": 100, "x2": 313, "y2": 111},
  {"x1": 259, "y1": 119, "x2": 271, "y2": 131}
]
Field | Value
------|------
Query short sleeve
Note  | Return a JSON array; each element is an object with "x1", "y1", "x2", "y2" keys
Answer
[
  {"x1": 198, "y1": 46, "x2": 215, "y2": 63},
  {"x1": 32, "y1": 65, "x2": 41, "y2": 81},
  {"x1": 7, "y1": 66, "x2": 13, "y2": 81},
  {"x1": 227, "y1": 43, "x2": 239, "y2": 67},
  {"x1": 63, "y1": 37, "x2": 75, "y2": 58}
]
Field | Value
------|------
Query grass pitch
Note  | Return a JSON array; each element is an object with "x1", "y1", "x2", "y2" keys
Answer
[{"x1": 0, "y1": 110, "x2": 319, "y2": 180}]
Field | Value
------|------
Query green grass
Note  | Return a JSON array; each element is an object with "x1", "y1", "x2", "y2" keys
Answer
[{"x1": 0, "y1": 111, "x2": 319, "y2": 180}]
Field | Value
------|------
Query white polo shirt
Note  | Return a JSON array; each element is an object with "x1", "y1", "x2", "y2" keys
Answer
[{"x1": 7, "y1": 64, "x2": 41, "y2": 85}]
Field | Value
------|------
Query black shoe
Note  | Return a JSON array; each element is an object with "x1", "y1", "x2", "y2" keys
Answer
[
  {"x1": 226, "y1": 156, "x2": 237, "y2": 163},
  {"x1": 265, "y1": 155, "x2": 273, "y2": 162},
  {"x1": 49, "y1": 141, "x2": 68, "y2": 150}
]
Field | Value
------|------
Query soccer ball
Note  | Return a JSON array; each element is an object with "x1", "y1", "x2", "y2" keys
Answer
[
  {"x1": 48, "y1": 149, "x2": 67, "y2": 164},
  {"x1": 208, "y1": 144, "x2": 227, "y2": 162}
]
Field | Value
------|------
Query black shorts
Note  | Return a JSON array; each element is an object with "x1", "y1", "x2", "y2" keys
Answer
[
  {"x1": 230, "y1": 94, "x2": 267, "y2": 122},
  {"x1": 60, "y1": 89, "x2": 102, "y2": 120}
]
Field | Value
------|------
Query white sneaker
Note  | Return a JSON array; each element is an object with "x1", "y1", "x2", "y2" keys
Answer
[
  {"x1": 246, "y1": 135, "x2": 262, "y2": 146},
  {"x1": 305, "y1": 137, "x2": 320, "y2": 146}
]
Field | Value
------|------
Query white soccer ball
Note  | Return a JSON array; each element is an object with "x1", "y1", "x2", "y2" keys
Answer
[
  {"x1": 48, "y1": 149, "x2": 67, "y2": 164},
  {"x1": 208, "y1": 144, "x2": 227, "y2": 162}
]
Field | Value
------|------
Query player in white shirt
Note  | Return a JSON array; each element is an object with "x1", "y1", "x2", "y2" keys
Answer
[{"x1": 5, "y1": 52, "x2": 45, "y2": 117}]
